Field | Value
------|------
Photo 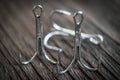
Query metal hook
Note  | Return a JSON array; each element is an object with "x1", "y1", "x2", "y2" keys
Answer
[
  {"x1": 19, "y1": 5, "x2": 43, "y2": 64},
  {"x1": 50, "y1": 10, "x2": 103, "y2": 45},
  {"x1": 43, "y1": 11, "x2": 83, "y2": 74},
  {"x1": 33, "y1": 5, "x2": 57, "y2": 64},
  {"x1": 56, "y1": 11, "x2": 83, "y2": 74},
  {"x1": 19, "y1": 5, "x2": 60, "y2": 65},
  {"x1": 73, "y1": 11, "x2": 101, "y2": 71},
  {"x1": 44, "y1": 10, "x2": 103, "y2": 67},
  {"x1": 44, "y1": 11, "x2": 103, "y2": 74}
]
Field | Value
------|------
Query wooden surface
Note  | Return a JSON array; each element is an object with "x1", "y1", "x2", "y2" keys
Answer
[{"x1": 0, "y1": 0, "x2": 120, "y2": 80}]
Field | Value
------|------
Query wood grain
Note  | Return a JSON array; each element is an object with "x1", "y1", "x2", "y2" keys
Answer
[{"x1": 0, "y1": 0, "x2": 120, "y2": 80}]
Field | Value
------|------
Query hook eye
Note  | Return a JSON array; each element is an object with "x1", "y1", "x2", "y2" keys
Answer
[
  {"x1": 73, "y1": 11, "x2": 83, "y2": 25},
  {"x1": 33, "y1": 5, "x2": 43, "y2": 18}
]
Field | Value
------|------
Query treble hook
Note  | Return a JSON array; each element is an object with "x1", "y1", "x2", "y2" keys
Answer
[
  {"x1": 56, "y1": 11, "x2": 83, "y2": 74},
  {"x1": 74, "y1": 11, "x2": 101, "y2": 71},
  {"x1": 19, "y1": 5, "x2": 60, "y2": 65},
  {"x1": 44, "y1": 11, "x2": 102, "y2": 74},
  {"x1": 19, "y1": 5, "x2": 43, "y2": 64}
]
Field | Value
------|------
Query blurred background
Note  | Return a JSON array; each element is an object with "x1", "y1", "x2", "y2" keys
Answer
[{"x1": 0, "y1": 0, "x2": 120, "y2": 80}]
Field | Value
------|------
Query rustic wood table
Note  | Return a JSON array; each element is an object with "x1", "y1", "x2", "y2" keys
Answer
[{"x1": 0, "y1": 0, "x2": 120, "y2": 80}]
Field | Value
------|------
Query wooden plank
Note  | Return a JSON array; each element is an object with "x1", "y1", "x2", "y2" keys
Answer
[{"x1": 0, "y1": 0, "x2": 120, "y2": 80}]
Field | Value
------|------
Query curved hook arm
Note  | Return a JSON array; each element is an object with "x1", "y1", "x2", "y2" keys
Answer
[
  {"x1": 43, "y1": 31, "x2": 70, "y2": 64},
  {"x1": 50, "y1": 10, "x2": 103, "y2": 45},
  {"x1": 19, "y1": 52, "x2": 38, "y2": 64},
  {"x1": 74, "y1": 12, "x2": 101, "y2": 71},
  {"x1": 42, "y1": 47, "x2": 57, "y2": 64},
  {"x1": 44, "y1": 31, "x2": 70, "y2": 53},
  {"x1": 50, "y1": 10, "x2": 72, "y2": 31},
  {"x1": 56, "y1": 51, "x2": 76, "y2": 74},
  {"x1": 19, "y1": 5, "x2": 43, "y2": 64}
]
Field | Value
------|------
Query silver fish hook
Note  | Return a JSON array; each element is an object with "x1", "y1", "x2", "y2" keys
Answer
[
  {"x1": 56, "y1": 11, "x2": 83, "y2": 74},
  {"x1": 43, "y1": 11, "x2": 83, "y2": 74},
  {"x1": 19, "y1": 5, "x2": 43, "y2": 64},
  {"x1": 73, "y1": 11, "x2": 101, "y2": 71},
  {"x1": 49, "y1": 10, "x2": 103, "y2": 52},
  {"x1": 44, "y1": 11, "x2": 102, "y2": 74},
  {"x1": 19, "y1": 5, "x2": 59, "y2": 65}
]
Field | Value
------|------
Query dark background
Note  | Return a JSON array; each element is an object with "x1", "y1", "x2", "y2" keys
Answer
[{"x1": 0, "y1": 0, "x2": 120, "y2": 80}]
